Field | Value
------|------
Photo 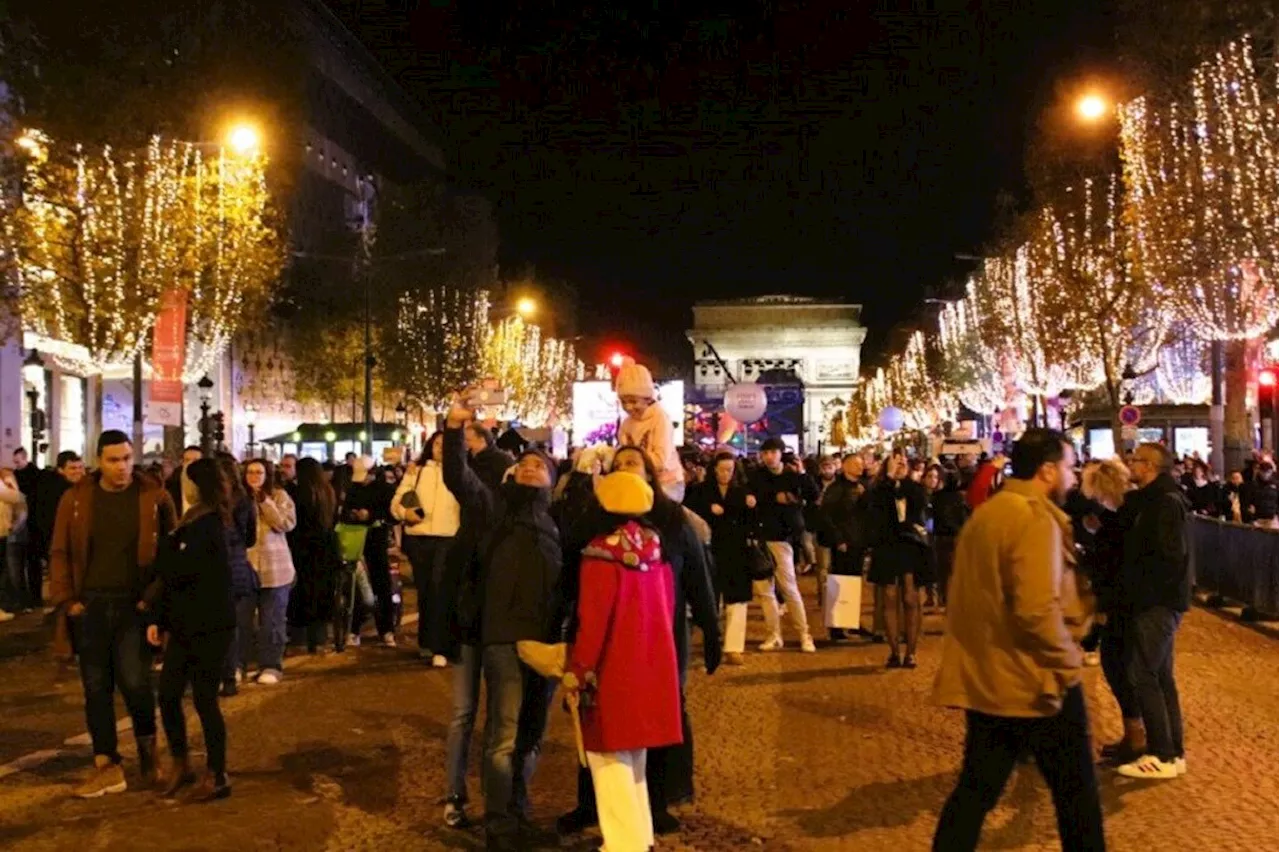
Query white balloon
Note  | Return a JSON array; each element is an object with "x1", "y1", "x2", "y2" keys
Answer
[{"x1": 723, "y1": 383, "x2": 768, "y2": 424}]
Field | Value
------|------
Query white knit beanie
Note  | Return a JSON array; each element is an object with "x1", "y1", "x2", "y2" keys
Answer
[{"x1": 615, "y1": 357, "x2": 656, "y2": 399}]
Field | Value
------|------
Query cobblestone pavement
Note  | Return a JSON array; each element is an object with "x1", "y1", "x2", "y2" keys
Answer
[{"x1": 0, "y1": 579, "x2": 1274, "y2": 851}]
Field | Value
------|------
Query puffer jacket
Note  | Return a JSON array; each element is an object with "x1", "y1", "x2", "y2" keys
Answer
[{"x1": 391, "y1": 460, "x2": 461, "y2": 537}]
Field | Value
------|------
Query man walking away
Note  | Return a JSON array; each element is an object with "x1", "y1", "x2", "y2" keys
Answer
[
  {"x1": 443, "y1": 392, "x2": 563, "y2": 852},
  {"x1": 1115, "y1": 442, "x2": 1191, "y2": 780},
  {"x1": 932, "y1": 429, "x2": 1104, "y2": 852},
  {"x1": 748, "y1": 437, "x2": 818, "y2": 653},
  {"x1": 49, "y1": 431, "x2": 178, "y2": 798}
]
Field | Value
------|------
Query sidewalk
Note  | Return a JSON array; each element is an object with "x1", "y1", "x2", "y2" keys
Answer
[{"x1": 0, "y1": 580, "x2": 1273, "y2": 850}]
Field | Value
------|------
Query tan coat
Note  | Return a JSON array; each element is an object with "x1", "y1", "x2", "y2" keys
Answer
[{"x1": 932, "y1": 478, "x2": 1092, "y2": 718}]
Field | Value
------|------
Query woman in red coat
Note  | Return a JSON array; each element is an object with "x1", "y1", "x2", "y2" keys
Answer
[{"x1": 566, "y1": 471, "x2": 683, "y2": 852}]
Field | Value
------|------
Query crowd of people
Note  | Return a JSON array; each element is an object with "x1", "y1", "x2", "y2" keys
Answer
[{"x1": 0, "y1": 353, "x2": 1269, "y2": 850}]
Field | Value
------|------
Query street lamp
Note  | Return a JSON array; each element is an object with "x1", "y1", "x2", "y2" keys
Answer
[
  {"x1": 226, "y1": 123, "x2": 261, "y2": 155},
  {"x1": 22, "y1": 349, "x2": 45, "y2": 462},
  {"x1": 244, "y1": 403, "x2": 258, "y2": 459},
  {"x1": 1075, "y1": 93, "x2": 1110, "y2": 123},
  {"x1": 516, "y1": 297, "x2": 537, "y2": 319},
  {"x1": 198, "y1": 374, "x2": 215, "y2": 455}
]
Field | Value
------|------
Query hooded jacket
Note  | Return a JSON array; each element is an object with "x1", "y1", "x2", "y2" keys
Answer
[
  {"x1": 443, "y1": 427, "x2": 563, "y2": 646},
  {"x1": 1119, "y1": 473, "x2": 1191, "y2": 613}
]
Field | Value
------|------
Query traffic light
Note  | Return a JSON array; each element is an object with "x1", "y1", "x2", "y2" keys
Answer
[
  {"x1": 607, "y1": 351, "x2": 627, "y2": 381},
  {"x1": 212, "y1": 411, "x2": 226, "y2": 446},
  {"x1": 1260, "y1": 366, "x2": 1278, "y2": 418}
]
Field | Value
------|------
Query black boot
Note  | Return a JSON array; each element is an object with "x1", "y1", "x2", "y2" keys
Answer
[
  {"x1": 136, "y1": 735, "x2": 158, "y2": 788},
  {"x1": 651, "y1": 808, "x2": 681, "y2": 835},
  {"x1": 555, "y1": 807, "x2": 597, "y2": 834}
]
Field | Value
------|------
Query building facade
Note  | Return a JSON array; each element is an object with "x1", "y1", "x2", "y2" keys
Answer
[{"x1": 688, "y1": 295, "x2": 867, "y2": 454}]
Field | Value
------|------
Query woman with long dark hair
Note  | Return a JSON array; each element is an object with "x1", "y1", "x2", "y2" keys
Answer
[
  {"x1": 866, "y1": 452, "x2": 930, "y2": 669},
  {"x1": 146, "y1": 458, "x2": 236, "y2": 801},
  {"x1": 288, "y1": 458, "x2": 340, "y2": 653},
  {"x1": 243, "y1": 459, "x2": 296, "y2": 684},
  {"x1": 391, "y1": 431, "x2": 461, "y2": 668},
  {"x1": 216, "y1": 454, "x2": 257, "y2": 696},
  {"x1": 685, "y1": 451, "x2": 754, "y2": 665},
  {"x1": 558, "y1": 445, "x2": 720, "y2": 837}
]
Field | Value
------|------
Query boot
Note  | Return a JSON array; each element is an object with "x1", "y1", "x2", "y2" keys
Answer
[
  {"x1": 160, "y1": 757, "x2": 196, "y2": 798},
  {"x1": 188, "y1": 770, "x2": 232, "y2": 802},
  {"x1": 136, "y1": 735, "x2": 158, "y2": 788}
]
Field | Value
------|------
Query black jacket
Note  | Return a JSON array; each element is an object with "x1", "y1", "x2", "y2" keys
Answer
[
  {"x1": 226, "y1": 495, "x2": 258, "y2": 599},
  {"x1": 470, "y1": 445, "x2": 516, "y2": 492},
  {"x1": 930, "y1": 486, "x2": 969, "y2": 537},
  {"x1": 747, "y1": 467, "x2": 818, "y2": 543},
  {"x1": 684, "y1": 479, "x2": 754, "y2": 604},
  {"x1": 30, "y1": 469, "x2": 72, "y2": 553},
  {"x1": 1119, "y1": 473, "x2": 1191, "y2": 613},
  {"x1": 1082, "y1": 508, "x2": 1126, "y2": 614},
  {"x1": 1244, "y1": 479, "x2": 1279, "y2": 522},
  {"x1": 342, "y1": 478, "x2": 396, "y2": 553},
  {"x1": 819, "y1": 475, "x2": 870, "y2": 571},
  {"x1": 444, "y1": 427, "x2": 562, "y2": 646},
  {"x1": 865, "y1": 476, "x2": 930, "y2": 549},
  {"x1": 148, "y1": 510, "x2": 236, "y2": 640}
]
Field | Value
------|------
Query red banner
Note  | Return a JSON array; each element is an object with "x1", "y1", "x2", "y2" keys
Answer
[{"x1": 148, "y1": 289, "x2": 188, "y2": 427}]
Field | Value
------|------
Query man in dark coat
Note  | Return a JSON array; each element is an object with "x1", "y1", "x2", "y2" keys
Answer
[
  {"x1": 466, "y1": 423, "x2": 516, "y2": 490},
  {"x1": 443, "y1": 398, "x2": 562, "y2": 852},
  {"x1": 1115, "y1": 442, "x2": 1191, "y2": 781}
]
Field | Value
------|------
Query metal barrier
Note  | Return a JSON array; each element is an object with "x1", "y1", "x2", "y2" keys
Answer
[{"x1": 1190, "y1": 516, "x2": 1280, "y2": 621}]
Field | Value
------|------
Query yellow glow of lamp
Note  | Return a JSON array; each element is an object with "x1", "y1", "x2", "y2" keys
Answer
[
  {"x1": 391, "y1": 430, "x2": 402, "y2": 442},
  {"x1": 516, "y1": 297, "x2": 537, "y2": 318},
  {"x1": 358, "y1": 430, "x2": 368, "y2": 441},
  {"x1": 1075, "y1": 94, "x2": 1109, "y2": 122},
  {"x1": 324, "y1": 430, "x2": 337, "y2": 443},
  {"x1": 291, "y1": 431, "x2": 302, "y2": 442},
  {"x1": 226, "y1": 123, "x2": 261, "y2": 154}
]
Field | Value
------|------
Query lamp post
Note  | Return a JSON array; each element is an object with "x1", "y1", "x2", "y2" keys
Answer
[
  {"x1": 22, "y1": 349, "x2": 46, "y2": 463},
  {"x1": 197, "y1": 374, "x2": 215, "y2": 456},
  {"x1": 244, "y1": 403, "x2": 258, "y2": 459}
]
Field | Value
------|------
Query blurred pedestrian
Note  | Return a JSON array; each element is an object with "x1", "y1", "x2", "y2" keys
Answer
[
  {"x1": 288, "y1": 458, "x2": 341, "y2": 654},
  {"x1": 216, "y1": 454, "x2": 257, "y2": 696},
  {"x1": 243, "y1": 459, "x2": 296, "y2": 685},
  {"x1": 932, "y1": 429, "x2": 1102, "y2": 851}
]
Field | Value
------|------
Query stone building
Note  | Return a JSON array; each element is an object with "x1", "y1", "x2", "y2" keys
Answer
[{"x1": 687, "y1": 295, "x2": 867, "y2": 454}]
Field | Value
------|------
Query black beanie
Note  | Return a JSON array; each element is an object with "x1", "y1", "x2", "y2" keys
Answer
[{"x1": 518, "y1": 448, "x2": 558, "y2": 487}]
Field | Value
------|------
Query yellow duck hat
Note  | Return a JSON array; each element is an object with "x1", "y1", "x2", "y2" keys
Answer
[{"x1": 594, "y1": 471, "x2": 654, "y2": 516}]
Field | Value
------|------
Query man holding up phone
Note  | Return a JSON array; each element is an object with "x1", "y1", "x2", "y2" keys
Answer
[{"x1": 442, "y1": 388, "x2": 564, "y2": 851}]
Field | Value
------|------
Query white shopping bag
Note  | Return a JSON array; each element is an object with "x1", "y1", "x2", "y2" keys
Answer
[{"x1": 824, "y1": 574, "x2": 863, "y2": 630}]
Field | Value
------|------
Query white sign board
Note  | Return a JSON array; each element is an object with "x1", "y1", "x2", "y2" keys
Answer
[{"x1": 571, "y1": 381, "x2": 684, "y2": 446}]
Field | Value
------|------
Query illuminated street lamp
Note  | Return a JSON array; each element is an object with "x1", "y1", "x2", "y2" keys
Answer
[
  {"x1": 516, "y1": 297, "x2": 537, "y2": 318},
  {"x1": 1075, "y1": 93, "x2": 1110, "y2": 123},
  {"x1": 244, "y1": 403, "x2": 258, "y2": 459},
  {"x1": 22, "y1": 349, "x2": 46, "y2": 462},
  {"x1": 226, "y1": 122, "x2": 261, "y2": 155}
]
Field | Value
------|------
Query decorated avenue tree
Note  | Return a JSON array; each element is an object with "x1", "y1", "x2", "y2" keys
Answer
[
  {"x1": 2, "y1": 131, "x2": 282, "y2": 373},
  {"x1": 1030, "y1": 176, "x2": 1166, "y2": 448},
  {"x1": 481, "y1": 316, "x2": 583, "y2": 427},
  {"x1": 386, "y1": 286, "x2": 491, "y2": 409},
  {"x1": 1119, "y1": 36, "x2": 1278, "y2": 470},
  {"x1": 937, "y1": 283, "x2": 1007, "y2": 417}
]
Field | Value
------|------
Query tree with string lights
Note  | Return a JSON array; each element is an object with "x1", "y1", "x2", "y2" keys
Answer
[
  {"x1": 1030, "y1": 175, "x2": 1166, "y2": 448},
  {"x1": 937, "y1": 284, "x2": 1008, "y2": 418},
  {"x1": 384, "y1": 286, "x2": 490, "y2": 409},
  {"x1": 482, "y1": 316, "x2": 583, "y2": 427},
  {"x1": 1119, "y1": 36, "x2": 1278, "y2": 471},
  {"x1": 2, "y1": 130, "x2": 283, "y2": 374}
]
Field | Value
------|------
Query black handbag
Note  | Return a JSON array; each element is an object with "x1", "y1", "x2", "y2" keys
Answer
[{"x1": 745, "y1": 526, "x2": 776, "y2": 581}]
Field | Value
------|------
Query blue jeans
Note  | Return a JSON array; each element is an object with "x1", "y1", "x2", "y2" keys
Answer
[
  {"x1": 479, "y1": 643, "x2": 552, "y2": 838},
  {"x1": 1126, "y1": 606, "x2": 1184, "y2": 761},
  {"x1": 237, "y1": 586, "x2": 292, "y2": 674},
  {"x1": 76, "y1": 592, "x2": 157, "y2": 760},
  {"x1": 446, "y1": 643, "x2": 482, "y2": 803}
]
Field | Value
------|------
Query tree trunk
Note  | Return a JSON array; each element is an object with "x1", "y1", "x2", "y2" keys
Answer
[{"x1": 1223, "y1": 338, "x2": 1256, "y2": 473}]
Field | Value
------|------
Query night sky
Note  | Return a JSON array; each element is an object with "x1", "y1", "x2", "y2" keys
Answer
[{"x1": 327, "y1": 0, "x2": 1113, "y2": 365}]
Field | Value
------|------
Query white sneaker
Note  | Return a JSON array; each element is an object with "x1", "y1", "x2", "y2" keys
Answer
[
  {"x1": 758, "y1": 636, "x2": 784, "y2": 652},
  {"x1": 0, "y1": 609, "x2": 14, "y2": 623},
  {"x1": 234, "y1": 669, "x2": 244, "y2": 685},
  {"x1": 382, "y1": 633, "x2": 397, "y2": 648},
  {"x1": 1117, "y1": 754, "x2": 1179, "y2": 780},
  {"x1": 431, "y1": 655, "x2": 448, "y2": 668},
  {"x1": 348, "y1": 634, "x2": 361, "y2": 647},
  {"x1": 256, "y1": 670, "x2": 280, "y2": 685},
  {"x1": 1174, "y1": 756, "x2": 1187, "y2": 776},
  {"x1": 800, "y1": 635, "x2": 817, "y2": 654}
]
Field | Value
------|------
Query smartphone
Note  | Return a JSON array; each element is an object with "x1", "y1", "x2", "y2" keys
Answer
[{"x1": 468, "y1": 378, "x2": 507, "y2": 407}]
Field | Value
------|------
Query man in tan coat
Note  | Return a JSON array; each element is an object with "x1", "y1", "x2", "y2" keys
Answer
[{"x1": 931, "y1": 429, "x2": 1104, "y2": 852}]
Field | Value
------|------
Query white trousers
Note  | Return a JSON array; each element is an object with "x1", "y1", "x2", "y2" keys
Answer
[
  {"x1": 587, "y1": 749, "x2": 652, "y2": 852},
  {"x1": 723, "y1": 602, "x2": 748, "y2": 653},
  {"x1": 755, "y1": 541, "x2": 810, "y2": 640}
]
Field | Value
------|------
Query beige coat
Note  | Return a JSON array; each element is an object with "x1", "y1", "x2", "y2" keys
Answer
[{"x1": 932, "y1": 478, "x2": 1092, "y2": 718}]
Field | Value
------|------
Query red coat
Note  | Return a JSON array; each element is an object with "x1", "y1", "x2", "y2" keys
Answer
[
  {"x1": 966, "y1": 462, "x2": 1001, "y2": 511},
  {"x1": 568, "y1": 520, "x2": 683, "y2": 754}
]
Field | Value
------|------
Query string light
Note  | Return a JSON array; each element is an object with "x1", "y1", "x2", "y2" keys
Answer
[
  {"x1": 1157, "y1": 323, "x2": 1213, "y2": 404},
  {"x1": 480, "y1": 315, "x2": 582, "y2": 427},
  {"x1": 937, "y1": 281, "x2": 1007, "y2": 414},
  {"x1": 2, "y1": 130, "x2": 282, "y2": 376},
  {"x1": 1119, "y1": 36, "x2": 1278, "y2": 342},
  {"x1": 390, "y1": 286, "x2": 490, "y2": 407}
]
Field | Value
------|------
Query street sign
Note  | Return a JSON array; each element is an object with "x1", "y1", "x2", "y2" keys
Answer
[{"x1": 1118, "y1": 405, "x2": 1142, "y2": 427}]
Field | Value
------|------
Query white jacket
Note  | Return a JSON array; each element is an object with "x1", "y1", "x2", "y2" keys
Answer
[{"x1": 391, "y1": 461, "x2": 461, "y2": 538}]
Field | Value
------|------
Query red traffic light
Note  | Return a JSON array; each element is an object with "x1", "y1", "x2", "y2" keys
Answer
[
  {"x1": 1260, "y1": 368, "x2": 1277, "y2": 388},
  {"x1": 609, "y1": 352, "x2": 625, "y2": 369}
]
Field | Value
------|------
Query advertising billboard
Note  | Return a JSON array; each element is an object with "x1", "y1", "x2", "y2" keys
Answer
[{"x1": 572, "y1": 381, "x2": 684, "y2": 446}]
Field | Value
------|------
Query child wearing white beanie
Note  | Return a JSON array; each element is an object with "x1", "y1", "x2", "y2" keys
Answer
[{"x1": 615, "y1": 357, "x2": 685, "y2": 502}]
